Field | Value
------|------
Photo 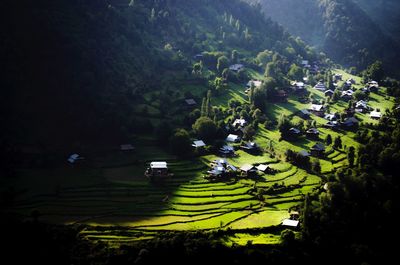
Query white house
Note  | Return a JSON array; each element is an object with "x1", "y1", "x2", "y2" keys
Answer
[
  {"x1": 226, "y1": 134, "x2": 240, "y2": 143},
  {"x1": 282, "y1": 219, "x2": 299, "y2": 228},
  {"x1": 232, "y1": 118, "x2": 247, "y2": 128},
  {"x1": 370, "y1": 111, "x2": 382, "y2": 119},
  {"x1": 192, "y1": 140, "x2": 206, "y2": 148}
]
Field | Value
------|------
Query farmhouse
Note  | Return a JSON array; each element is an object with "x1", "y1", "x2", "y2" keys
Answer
[
  {"x1": 220, "y1": 145, "x2": 235, "y2": 155},
  {"x1": 298, "y1": 109, "x2": 311, "y2": 119},
  {"x1": 298, "y1": 150, "x2": 310, "y2": 157},
  {"x1": 324, "y1": 121, "x2": 339, "y2": 129},
  {"x1": 308, "y1": 104, "x2": 325, "y2": 116},
  {"x1": 184, "y1": 98, "x2": 197, "y2": 107},
  {"x1": 313, "y1": 81, "x2": 326, "y2": 91},
  {"x1": 342, "y1": 117, "x2": 359, "y2": 127},
  {"x1": 282, "y1": 219, "x2": 299, "y2": 228},
  {"x1": 368, "y1": 81, "x2": 379, "y2": 92},
  {"x1": 333, "y1": 73, "x2": 342, "y2": 82},
  {"x1": 229, "y1": 64, "x2": 244, "y2": 72},
  {"x1": 192, "y1": 140, "x2": 206, "y2": 148},
  {"x1": 292, "y1": 81, "x2": 305, "y2": 92},
  {"x1": 324, "y1": 113, "x2": 337, "y2": 121},
  {"x1": 306, "y1": 128, "x2": 319, "y2": 138},
  {"x1": 370, "y1": 111, "x2": 382, "y2": 119},
  {"x1": 310, "y1": 143, "x2": 325, "y2": 157},
  {"x1": 355, "y1": 100, "x2": 368, "y2": 109},
  {"x1": 67, "y1": 153, "x2": 83, "y2": 164},
  {"x1": 341, "y1": 89, "x2": 354, "y2": 100},
  {"x1": 232, "y1": 118, "x2": 247, "y2": 128},
  {"x1": 256, "y1": 164, "x2": 271, "y2": 173},
  {"x1": 145, "y1": 161, "x2": 169, "y2": 179},
  {"x1": 241, "y1": 141, "x2": 260, "y2": 152},
  {"x1": 226, "y1": 134, "x2": 240, "y2": 143},
  {"x1": 288, "y1": 127, "x2": 301, "y2": 136},
  {"x1": 324, "y1": 89, "x2": 334, "y2": 97},
  {"x1": 239, "y1": 164, "x2": 257, "y2": 177}
]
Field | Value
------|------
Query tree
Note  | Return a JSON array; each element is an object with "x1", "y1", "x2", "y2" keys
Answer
[
  {"x1": 353, "y1": 90, "x2": 367, "y2": 101},
  {"x1": 169, "y1": 129, "x2": 192, "y2": 156},
  {"x1": 288, "y1": 64, "x2": 303, "y2": 81},
  {"x1": 231, "y1": 50, "x2": 239, "y2": 63},
  {"x1": 333, "y1": 136, "x2": 342, "y2": 149},
  {"x1": 278, "y1": 114, "x2": 292, "y2": 138},
  {"x1": 347, "y1": 146, "x2": 355, "y2": 167},
  {"x1": 192, "y1": 117, "x2": 217, "y2": 142},
  {"x1": 243, "y1": 126, "x2": 256, "y2": 141},
  {"x1": 364, "y1": 60, "x2": 384, "y2": 82},
  {"x1": 325, "y1": 134, "x2": 332, "y2": 146},
  {"x1": 217, "y1": 56, "x2": 229, "y2": 73}
]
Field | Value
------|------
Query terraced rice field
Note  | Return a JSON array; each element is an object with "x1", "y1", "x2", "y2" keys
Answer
[{"x1": 9, "y1": 148, "x2": 322, "y2": 245}]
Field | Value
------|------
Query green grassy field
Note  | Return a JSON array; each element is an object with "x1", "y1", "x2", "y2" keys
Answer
[{"x1": 5, "y1": 68, "x2": 393, "y2": 246}]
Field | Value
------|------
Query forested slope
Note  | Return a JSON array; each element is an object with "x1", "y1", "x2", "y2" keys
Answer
[
  {"x1": 247, "y1": 0, "x2": 400, "y2": 75},
  {"x1": 0, "y1": 0, "x2": 314, "y2": 150}
]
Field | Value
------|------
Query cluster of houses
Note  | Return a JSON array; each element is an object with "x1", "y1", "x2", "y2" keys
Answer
[{"x1": 205, "y1": 158, "x2": 274, "y2": 180}]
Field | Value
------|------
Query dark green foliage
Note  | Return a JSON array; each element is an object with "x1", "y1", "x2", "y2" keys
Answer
[
  {"x1": 325, "y1": 134, "x2": 332, "y2": 146},
  {"x1": 169, "y1": 129, "x2": 192, "y2": 155},
  {"x1": 192, "y1": 117, "x2": 217, "y2": 143}
]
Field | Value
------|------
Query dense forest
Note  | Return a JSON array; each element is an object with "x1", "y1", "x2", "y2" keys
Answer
[
  {"x1": 248, "y1": 0, "x2": 400, "y2": 76},
  {"x1": 1, "y1": 0, "x2": 400, "y2": 264}
]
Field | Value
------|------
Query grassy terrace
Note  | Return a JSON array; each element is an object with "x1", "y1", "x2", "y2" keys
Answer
[{"x1": 6, "y1": 68, "x2": 393, "y2": 246}]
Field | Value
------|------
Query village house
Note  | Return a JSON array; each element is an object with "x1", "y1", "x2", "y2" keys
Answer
[
  {"x1": 324, "y1": 120, "x2": 339, "y2": 129},
  {"x1": 324, "y1": 89, "x2": 334, "y2": 97},
  {"x1": 240, "y1": 142, "x2": 260, "y2": 153},
  {"x1": 226, "y1": 134, "x2": 240, "y2": 143},
  {"x1": 310, "y1": 143, "x2": 325, "y2": 157},
  {"x1": 282, "y1": 219, "x2": 299, "y2": 228},
  {"x1": 184, "y1": 98, "x2": 197, "y2": 108},
  {"x1": 232, "y1": 118, "x2": 247, "y2": 128},
  {"x1": 313, "y1": 81, "x2": 327, "y2": 91},
  {"x1": 298, "y1": 109, "x2": 311, "y2": 119},
  {"x1": 291, "y1": 81, "x2": 305, "y2": 92},
  {"x1": 239, "y1": 164, "x2": 257, "y2": 177},
  {"x1": 256, "y1": 164, "x2": 273, "y2": 174},
  {"x1": 341, "y1": 89, "x2": 354, "y2": 101},
  {"x1": 324, "y1": 113, "x2": 337, "y2": 121},
  {"x1": 145, "y1": 161, "x2": 169, "y2": 180},
  {"x1": 192, "y1": 140, "x2": 206, "y2": 148},
  {"x1": 333, "y1": 73, "x2": 342, "y2": 82},
  {"x1": 370, "y1": 111, "x2": 382, "y2": 119},
  {"x1": 298, "y1": 150, "x2": 311, "y2": 157},
  {"x1": 355, "y1": 100, "x2": 370, "y2": 113},
  {"x1": 341, "y1": 117, "x2": 359, "y2": 128},
  {"x1": 219, "y1": 145, "x2": 235, "y2": 156},
  {"x1": 368, "y1": 81, "x2": 379, "y2": 92},
  {"x1": 207, "y1": 159, "x2": 237, "y2": 179},
  {"x1": 229, "y1": 64, "x2": 244, "y2": 72},
  {"x1": 288, "y1": 127, "x2": 301, "y2": 137},
  {"x1": 306, "y1": 128, "x2": 319, "y2": 139},
  {"x1": 308, "y1": 104, "x2": 325, "y2": 116},
  {"x1": 67, "y1": 153, "x2": 84, "y2": 164}
]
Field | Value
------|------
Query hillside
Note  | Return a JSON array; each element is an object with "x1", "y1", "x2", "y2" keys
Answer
[
  {"x1": 353, "y1": 0, "x2": 400, "y2": 42},
  {"x1": 0, "y1": 0, "x2": 314, "y2": 151},
  {"x1": 247, "y1": 0, "x2": 400, "y2": 75},
  {"x1": 1, "y1": 1, "x2": 400, "y2": 265}
]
